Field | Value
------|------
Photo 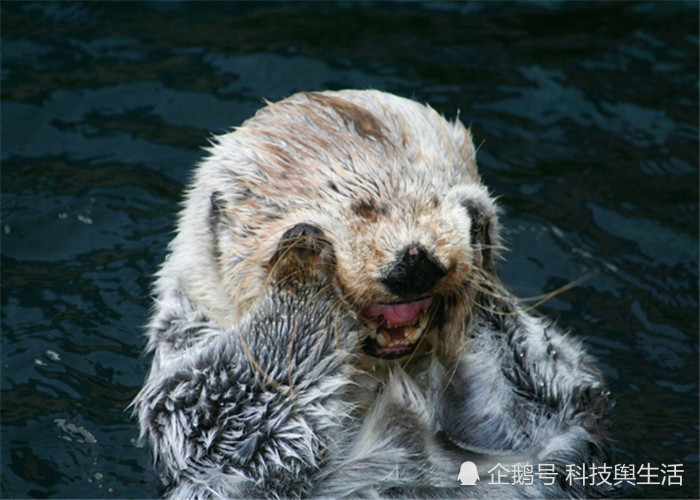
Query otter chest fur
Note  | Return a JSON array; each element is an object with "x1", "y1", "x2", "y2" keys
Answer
[{"x1": 133, "y1": 90, "x2": 610, "y2": 499}]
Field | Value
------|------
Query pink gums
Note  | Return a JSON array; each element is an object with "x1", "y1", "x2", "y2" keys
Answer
[{"x1": 363, "y1": 297, "x2": 434, "y2": 325}]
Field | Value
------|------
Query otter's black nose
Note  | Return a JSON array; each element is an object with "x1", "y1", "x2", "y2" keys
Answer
[{"x1": 382, "y1": 244, "x2": 446, "y2": 297}]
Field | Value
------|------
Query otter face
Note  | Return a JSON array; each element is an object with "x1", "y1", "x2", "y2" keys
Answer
[
  {"x1": 194, "y1": 90, "x2": 499, "y2": 361},
  {"x1": 335, "y1": 183, "x2": 498, "y2": 361}
]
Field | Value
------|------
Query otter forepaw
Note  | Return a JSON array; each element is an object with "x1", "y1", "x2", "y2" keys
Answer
[{"x1": 269, "y1": 223, "x2": 337, "y2": 286}]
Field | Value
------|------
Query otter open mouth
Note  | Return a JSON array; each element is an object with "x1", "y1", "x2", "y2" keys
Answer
[{"x1": 361, "y1": 297, "x2": 434, "y2": 359}]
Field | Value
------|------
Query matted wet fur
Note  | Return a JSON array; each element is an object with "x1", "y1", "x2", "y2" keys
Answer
[{"x1": 132, "y1": 90, "x2": 611, "y2": 498}]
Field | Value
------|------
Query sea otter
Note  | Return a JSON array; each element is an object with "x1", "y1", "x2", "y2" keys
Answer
[{"x1": 132, "y1": 90, "x2": 610, "y2": 498}]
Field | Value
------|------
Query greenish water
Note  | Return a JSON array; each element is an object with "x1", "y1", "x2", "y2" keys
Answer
[{"x1": 2, "y1": 2, "x2": 698, "y2": 498}]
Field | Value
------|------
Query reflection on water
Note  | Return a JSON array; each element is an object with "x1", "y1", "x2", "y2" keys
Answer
[{"x1": 2, "y1": 2, "x2": 697, "y2": 498}]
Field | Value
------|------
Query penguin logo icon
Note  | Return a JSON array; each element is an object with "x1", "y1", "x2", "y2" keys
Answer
[{"x1": 458, "y1": 461, "x2": 480, "y2": 485}]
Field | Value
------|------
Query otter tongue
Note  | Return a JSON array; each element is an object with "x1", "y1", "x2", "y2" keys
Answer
[{"x1": 364, "y1": 297, "x2": 434, "y2": 325}]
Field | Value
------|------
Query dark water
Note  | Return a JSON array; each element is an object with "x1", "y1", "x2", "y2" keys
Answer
[{"x1": 2, "y1": 2, "x2": 697, "y2": 498}]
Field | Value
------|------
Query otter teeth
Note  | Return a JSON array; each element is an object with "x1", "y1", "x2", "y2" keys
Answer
[
  {"x1": 362, "y1": 298, "x2": 434, "y2": 351},
  {"x1": 406, "y1": 314, "x2": 429, "y2": 343},
  {"x1": 373, "y1": 308, "x2": 431, "y2": 347}
]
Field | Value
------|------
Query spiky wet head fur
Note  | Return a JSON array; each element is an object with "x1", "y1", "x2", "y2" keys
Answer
[{"x1": 154, "y1": 90, "x2": 500, "y2": 362}]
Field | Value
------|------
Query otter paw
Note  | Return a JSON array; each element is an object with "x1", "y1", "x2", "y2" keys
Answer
[{"x1": 268, "y1": 223, "x2": 336, "y2": 286}]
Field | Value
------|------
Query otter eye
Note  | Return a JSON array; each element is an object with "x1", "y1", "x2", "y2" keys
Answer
[{"x1": 351, "y1": 198, "x2": 388, "y2": 221}]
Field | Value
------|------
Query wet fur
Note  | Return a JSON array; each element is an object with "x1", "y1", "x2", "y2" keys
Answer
[{"x1": 132, "y1": 90, "x2": 610, "y2": 498}]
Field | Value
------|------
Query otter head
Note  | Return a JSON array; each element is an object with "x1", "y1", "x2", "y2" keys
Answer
[{"x1": 187, "y1": 90, "x2": 500, "y2": 363}]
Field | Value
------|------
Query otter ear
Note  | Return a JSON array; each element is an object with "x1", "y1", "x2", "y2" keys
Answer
[
  {"x1": 459, "y1": 188, "x2": 500, "y2": 271},
  {"x1": 268, "y1": 223, "x2": 336, "y2": 284}
]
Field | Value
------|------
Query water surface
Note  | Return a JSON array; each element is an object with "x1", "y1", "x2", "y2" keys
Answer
[{"x1": 2, "y1": 2, "x2": 698, "y2": 498}]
